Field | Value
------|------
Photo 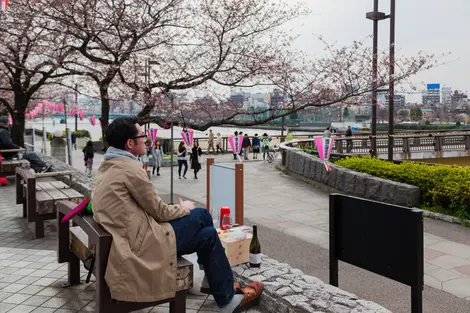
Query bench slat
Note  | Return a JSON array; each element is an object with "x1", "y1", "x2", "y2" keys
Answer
[
  {"x1": 1, "y1": 160, "x2": 29, "y2": 173},
  {"x1": 38, "y1": 182, "x2": 70, "y2": 202},
  {"x1": 36, "y1": 188, "x2": 56, "y2": 215},
  {"x1": 60, "y1": 188, "x2": 84, "y2": 203},
  {"x1": 49, "y1": 181, "x2": 70, "y2": 189}
]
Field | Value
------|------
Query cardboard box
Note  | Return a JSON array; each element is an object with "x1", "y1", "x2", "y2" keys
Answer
[{"x1": 219, "y1": 231, "x2": 253, "y2": 266}]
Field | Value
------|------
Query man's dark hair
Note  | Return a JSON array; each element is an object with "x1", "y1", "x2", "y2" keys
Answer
[{"x1": 105, "y1": 117, "x2": 139, "y2": 150}]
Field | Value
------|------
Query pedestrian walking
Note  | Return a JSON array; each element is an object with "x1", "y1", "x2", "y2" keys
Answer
[
  {"x1": 252, "y1": 133, "x2": 260, "y2": 159},
  {"x1": 207, "y1": 129, "x2": 215, "y2": 154},
  {"x1": 150, "y1": 140, "x2": 164, "y2": 176},
  {"x1": 233, "y1": 131, "x2": 238, "y2": 160},
  {"x1": 177, "y1": 142, "x2": 188, "y2": 179},
  {"x1": 346, "y1": 126, "x2": 353, "y2": 153},
  {"x1": 261, "y1": 133, "x2": 271, "y2": 161},
  {"x1": 190, "y1": 140, "x2": 203, "y2": 179},
  {"x1": 242, "y1": 133, "x2": 251, "y2": 160},
  {"x1": 71, "y1": 132, "x2": 77, "y2": 150},
  {"x1": 216, "y1": 132, "x2": 224, "y2": 154}
]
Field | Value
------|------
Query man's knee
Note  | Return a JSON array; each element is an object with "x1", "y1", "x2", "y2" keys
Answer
[{"x1": 191, "y1": 207, "x2": 211, "y2": 219}]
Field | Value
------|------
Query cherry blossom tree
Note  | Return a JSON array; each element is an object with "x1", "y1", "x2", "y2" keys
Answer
[
  {"x1": 0, "y1": 0, "x2": 73, "y2": 146},
  {"x1": 133, "y1": 38, "x2": 442, "y2": 130}
]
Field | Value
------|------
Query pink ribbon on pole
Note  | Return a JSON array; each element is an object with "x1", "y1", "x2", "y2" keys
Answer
[
  {"x1": 59, "y1": 103, "x2": 64, "y2": 112},
  {"x1": 228, "y1": 135, "x2": 243, "y2": 162},
  {"x1": 146, "y1": 129, "x2": 159, "y2": 141},
  {"x1": 315, "y1": 137, "x2": 335, "y2": 171},
  {"x1": 153, "y1": 129, "x2": 158, "y2": 141},
  {"x1": 70, "y1": 109, "x2": 77, "y2": 117},
  {"x1": 89, "y1": 115, "x2": 96, "y2": 126},
  {"x1": 79, "y1": 112, "x2": 85, "y2": 121}
]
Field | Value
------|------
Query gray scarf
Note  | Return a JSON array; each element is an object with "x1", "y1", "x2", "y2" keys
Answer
[{"x1": 103, "y1": 146, "x2": 139, "y2": 161}]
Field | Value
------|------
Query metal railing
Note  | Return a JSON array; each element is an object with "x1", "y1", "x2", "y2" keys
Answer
[{"x1": 279, "y1": 133, "x2": 470, "y2": 165}]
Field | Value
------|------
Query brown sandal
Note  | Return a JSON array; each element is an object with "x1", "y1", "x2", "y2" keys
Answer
[
  {"x1": 200, "y1": 282, "x2": 242, "y2": 294},
  {"x1": 233, "y1": 281, "x2": 264, "y2": 312}
]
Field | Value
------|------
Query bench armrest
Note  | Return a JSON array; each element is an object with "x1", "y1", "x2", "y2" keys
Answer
[
  {"x1": 16, "y1": 167, "x2": 35, "y2": 180},
  {"x1": 57, "y1": 200, "x2": 112, "y2": 243},
  {"x1": 35, "y1": 171, "x2": 72, "y2": 180}
]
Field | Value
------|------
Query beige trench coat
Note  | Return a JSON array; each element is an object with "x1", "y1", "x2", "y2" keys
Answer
[{"x1": 92, "y1": 157, "x2": 189, "y2": 302}]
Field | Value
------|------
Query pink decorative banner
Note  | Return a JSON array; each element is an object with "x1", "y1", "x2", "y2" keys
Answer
[
  {"x1": 70, "y1": 109, "x2": 77, "y2": 117},
  {"x1": 25, "y1": 113, "x2": 30, "y2": 119},
  {"x1": 58, "y1": 103, "x2": 64, "y2": 112},
  {"x1": 180, "y1": 130, "x2": 194, "y2": 146},
  {"x1": 79, "y1": 111, "x2": 85, "y2": 121},
  {"x1": 8, "y1": 116, "x2": 12, "y2": 125}
]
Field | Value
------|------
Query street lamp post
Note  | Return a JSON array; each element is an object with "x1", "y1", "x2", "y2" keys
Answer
[
  {"x1": 366, "y1": 0, "x2": 395, "y2": 159},
  {"x1": 366, "y1": 1, "x2": 386, "y2": 157}
]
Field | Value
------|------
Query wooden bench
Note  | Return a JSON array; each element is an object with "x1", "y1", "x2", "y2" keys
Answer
[
  {"x1": 57, "y1": 200, "x2": 193, "y2": 313},
  {"x1": 16, "y1": 168, "x2": 83, "y2": 238},
  {"x1": 0, "y1": 149, "x2": 30, "y2": 184}
]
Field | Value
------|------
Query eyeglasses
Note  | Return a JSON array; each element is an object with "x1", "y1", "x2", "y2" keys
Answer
[{"x1": 130, "y1": 134, "x2": 147, "y2": 140}]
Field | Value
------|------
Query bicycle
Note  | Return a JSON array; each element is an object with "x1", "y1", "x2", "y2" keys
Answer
[{"x1": 266, "y1": 145, "x2": 280, "y2": 163}]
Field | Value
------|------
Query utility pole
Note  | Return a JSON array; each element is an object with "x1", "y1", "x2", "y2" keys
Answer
[
  {"x1": 387, "y1": 0, "x2": 396, "y2": 161},
  {"x1": 75, "y1": 84, "x2": 78, "y2": 132}
]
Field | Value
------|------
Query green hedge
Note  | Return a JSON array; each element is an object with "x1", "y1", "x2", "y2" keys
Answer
[
  {"x1": 334, "y1": 157, "x2": 470, "y2": 220},
  {"x1": 47, "y1": 130, "x2": 91, "y2": 141}
]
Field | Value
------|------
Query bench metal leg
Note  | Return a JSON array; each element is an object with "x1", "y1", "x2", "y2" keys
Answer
[
  {"x1": 35, "y1": 219, "x2": 45, "y2": 238},
  {"x1": 66, "y1": 253, "x2": 81, "y2": 287},
  {"x1": 170, "y1": 291, "x2": 186, "y2": 313},
  {"x1": 22, "y1": 202, "x2": 27, "y2": 218}
]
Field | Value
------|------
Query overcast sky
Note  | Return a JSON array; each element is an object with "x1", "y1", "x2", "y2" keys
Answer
[{"x1": 287, "y1": 0, "x2": 469, "y2": 102}]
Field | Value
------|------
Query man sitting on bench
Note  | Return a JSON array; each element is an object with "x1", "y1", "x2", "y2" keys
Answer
[
  {"x1": 92, "y1": 117, "x2": 263, "y2": 312},
  {"x1": 0, "y1": 116, "x2": 51, "y2": 173}
]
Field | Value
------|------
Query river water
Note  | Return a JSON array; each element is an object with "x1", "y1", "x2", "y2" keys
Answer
[{"x1": 26, "y1": 118, "x2": 314, "y2": 141}]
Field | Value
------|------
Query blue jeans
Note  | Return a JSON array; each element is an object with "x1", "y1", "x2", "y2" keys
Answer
[
  {"x1": 22, "y1": 151, "x2": 46, "y2": 172},
  {"x1": 169, "y1": 208, "x2": 234, "y2": 307},
  {"x1": 177, "y1": 159, "x2": 188, "y2": 177}
]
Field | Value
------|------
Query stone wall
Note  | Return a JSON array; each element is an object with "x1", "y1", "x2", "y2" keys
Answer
[
  {"x1": 38, "y1": 154, "x2": 95, "y2": 196},
  {"x1": 38, "y1": 154, "x2": 391, "y2": 313},
  {"x1": 233, "y1": 255, "x2": 390, "y2": 313},
  {"x1": 285, "y1": 149, "x2": 420, "y2": 207}
]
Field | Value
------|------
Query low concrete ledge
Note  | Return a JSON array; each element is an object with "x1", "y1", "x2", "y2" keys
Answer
[
  {"x1": 233, "y1": 255, "x2": 390, "y2": 313},
  {"x1": 285, "y1": 149, "x2": 420, "y2": 207}
]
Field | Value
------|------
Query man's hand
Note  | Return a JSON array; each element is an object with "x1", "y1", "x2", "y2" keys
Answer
[{"x1": 178, "y1": 197, "x2": 195, "y2": 210}]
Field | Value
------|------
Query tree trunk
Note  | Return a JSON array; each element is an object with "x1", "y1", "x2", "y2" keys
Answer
[
  {"x1": 99, "y1": 86, "x2": 110, "y2": 151},
  {"x1": 11, "y1": 92, "x2": 27, "y2": 147}
]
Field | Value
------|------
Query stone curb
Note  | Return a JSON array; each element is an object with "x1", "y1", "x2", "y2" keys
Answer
[{"x1": 233, "y1": 255, "x2": 391, "y2": 313}]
